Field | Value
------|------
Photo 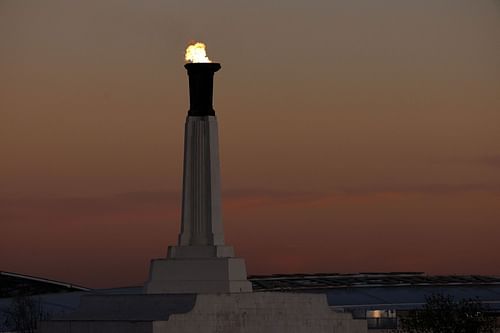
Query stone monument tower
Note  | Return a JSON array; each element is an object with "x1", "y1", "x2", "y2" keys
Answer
[
  {"x1": 145, "y1": 62, "x2": 252, "y2": 294},
  {"x1": 40, "y1": 44, "x2": 368, "y2": 333}
]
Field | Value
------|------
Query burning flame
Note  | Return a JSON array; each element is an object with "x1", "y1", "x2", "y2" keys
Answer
[{"x1": 185, "y1": 42, "x2": 211, "y2": 63}]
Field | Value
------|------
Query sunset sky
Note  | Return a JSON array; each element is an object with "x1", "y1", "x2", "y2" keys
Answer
[{"x1": 1, "y1": 0, "x2": 500, "y2": 288}]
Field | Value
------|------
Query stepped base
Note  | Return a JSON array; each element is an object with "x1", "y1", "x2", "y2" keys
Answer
[{"x1": 145, "y1": 256, "x2": 252, "y2": 294}]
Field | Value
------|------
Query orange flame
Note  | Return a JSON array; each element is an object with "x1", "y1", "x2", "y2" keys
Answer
[{"x1": 185, "y1": 42, "x2": 211, "y2": 63}]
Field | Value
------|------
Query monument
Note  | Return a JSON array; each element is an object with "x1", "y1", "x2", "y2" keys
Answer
[
  {"x1": 145, "y1": 48, "x2": 252, "y2": 294},
  {"x1": 39, "y1": 42, "x2": 367, "y2": 333}
]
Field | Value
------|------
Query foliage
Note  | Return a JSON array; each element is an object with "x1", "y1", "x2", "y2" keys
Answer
[
  {"x1": 395, "y1": 294, "x2": 495, "y2": 333},
  {"x1": 2, "y1": 293, "x2": 50, "y2": 333}
]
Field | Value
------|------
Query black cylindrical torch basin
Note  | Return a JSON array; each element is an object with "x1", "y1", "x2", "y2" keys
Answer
[{"x1": 185, "y1": 62, "x2": 221, "y2": 117}]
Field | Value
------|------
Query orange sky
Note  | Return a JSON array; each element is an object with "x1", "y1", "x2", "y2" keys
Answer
[{"x1": 1, "y1": 0, "x2": 500, "y2": 288}]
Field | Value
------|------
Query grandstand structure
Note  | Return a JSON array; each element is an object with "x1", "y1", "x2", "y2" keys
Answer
[{"x1": 0, "y1": 271, "x2": 89, "y2": 297}]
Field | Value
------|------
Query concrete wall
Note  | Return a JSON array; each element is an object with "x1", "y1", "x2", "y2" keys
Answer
[{"x1": 153, "y1": 293, "x2": 367, "y2": 333}]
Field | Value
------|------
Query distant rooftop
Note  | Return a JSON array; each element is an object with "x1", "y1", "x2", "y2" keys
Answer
[
  {"x1": 247, "y1": 273, "x2": 500, "y2": 313},
  {"x1": 248, "y1": 272, "x2": 500, "y2": 291},
  {"x1": 3, "y1": 271, "x2": 500, "y2": 298},
  {"x1": 0, "y1": 271, "x2": 90, "y2": 298}
]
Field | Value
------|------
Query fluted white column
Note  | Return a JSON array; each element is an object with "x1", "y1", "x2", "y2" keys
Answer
[{"x1": 178, "y1": 115, "x2": 224, "y2": 246}]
